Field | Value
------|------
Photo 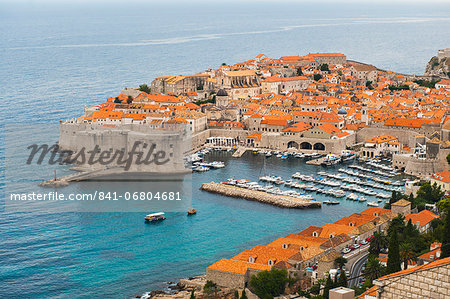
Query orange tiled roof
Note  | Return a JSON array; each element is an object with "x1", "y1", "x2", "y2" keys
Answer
[
  {"x1": 378, "y1": 256, "x2": 450, "y2": 280},
  {"x1": 432, "y1": 170, "x2": 450, "y2": 183},
  {"x1": 207, "y1": 258, "x2": 270, "y2": 275},
  {"x1": 404, "y1": 210, "x2": 439, "y2": 227},
  {"x1": 365, "y1": 134, "x2": 397, "y2": 144}
]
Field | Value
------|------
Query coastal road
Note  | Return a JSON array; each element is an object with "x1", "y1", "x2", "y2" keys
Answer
[
  {"x1": 348, "y1": 251, "x2": 370, "y2": 287},
  {"x1": 341, "y1": 243, "x2": 370, "y2": 288}
]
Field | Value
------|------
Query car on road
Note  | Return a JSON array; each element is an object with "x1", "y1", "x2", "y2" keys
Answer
[
  {"x1": 346, "y1": 270, "x2": 350, "y2": 276},
  {"x1": 360, "y1": 239, "x2": 368, "y2": 245},
  {"x1": 353, "y1": 243, "x2": 360, "y2": 249},
  {"x1": 342, "y1": 247, "x2": 351, "y2": 254}
]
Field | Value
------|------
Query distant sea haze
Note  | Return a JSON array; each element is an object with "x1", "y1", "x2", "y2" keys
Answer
[{"x1": 1, "y1": 1, "x2": 450, "y2": 298}]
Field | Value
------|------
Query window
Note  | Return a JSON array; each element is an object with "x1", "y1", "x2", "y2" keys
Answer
[
  {"x1": 268, "y1": 259, "x2": 274, "y2": 266},
  {"x1": 249, "y1": 256, "x2": 255, "y2": 263},
  {"x1": 282, "y1": 244, "x2": 288, "y2": 249},
  {"x1": 313, "y1": 232, "x2": 318, "y2": 237},
  {"x1": 300, "y1": 246, "x2": 305, "y2": 251},
  {"x1": 329, "y1": 234, "x2": 334, "y2": 238}
]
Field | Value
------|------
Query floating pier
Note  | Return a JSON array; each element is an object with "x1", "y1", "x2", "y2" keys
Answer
[
  {"x1": 232, "y1": 147, "x2": 248, "y2": 158},
  {"x1": 200, "y1": 182, "x2": 321, "y2": 209}
]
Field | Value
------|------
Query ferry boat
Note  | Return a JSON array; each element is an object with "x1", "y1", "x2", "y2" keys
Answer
[{"x1": 145, "y1": 212, "x2": 166, "y2": 223}]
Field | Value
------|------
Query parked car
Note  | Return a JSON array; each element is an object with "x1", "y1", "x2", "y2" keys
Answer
[
  {"x1": 361, "y1": 240, "x2": 368, "y2": 245},
  {"x1": 342, "y1": 247, "x2": 351, "y2": 254},
  {"x1": 353, "y1": 243, "x2": 360, "y2": 249}
]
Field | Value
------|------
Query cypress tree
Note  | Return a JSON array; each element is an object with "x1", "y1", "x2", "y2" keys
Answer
[
  {"x1": 189, "y1": 289, "x2": 195, "y2": 299},
  {"x1": 323, "y1": 274, "x2": 333, "y2": 299},
  {"x1": 338, "y1": 271, "x2": 348, "y2": 287},
  {"x1": 387, "y1": 230, "x2": 401, "y2": 274},
  {"x1": 441, "y1": 209, "x2": 450, "y2": 258},
  {"x1": 240, "y1": 289, "x2": 248, "y2": 299}
]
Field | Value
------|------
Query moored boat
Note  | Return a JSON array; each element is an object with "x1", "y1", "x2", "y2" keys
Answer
[{"x1": 187, "y1": 208, "x2": 197, "y2": 215}]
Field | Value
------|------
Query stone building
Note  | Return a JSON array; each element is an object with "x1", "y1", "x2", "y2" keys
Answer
[
  {"x1": 150, "y1": 74, "x2": 213, "y2": 95},
  {"x1": 350, "y1": 64, "x2": 378, "y2": 83},
  {"x1": 373, "y1": 256, "x2": 450, "y2": 298},
  {"x1": 391, "y1": 199, "x2": 411, "y2": 216},
  {"x1": 261, "y1": 76, "x2": 310, "y2": 94},
  {"x1": 215, "y1": 70, "x2": 261, "y2": 100}
]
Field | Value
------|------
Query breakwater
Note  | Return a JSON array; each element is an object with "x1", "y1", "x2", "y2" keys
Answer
[{"x1": 200, "y1": 182, "x2": 321, "y2": 209}]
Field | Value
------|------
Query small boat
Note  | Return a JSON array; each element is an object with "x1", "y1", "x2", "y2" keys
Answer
[
  {"x1": 187, "y1": 209, "x2": 197, "y2": 215},
  {"x1": 193, "y1": 166, "x2": 210, "y2": 172},
  {"x1": 367, "y1": 201, "x2": 379, "y2": 207},
  {"x1": 145, "y1": 212, "x2": 166, "y2": 223},
  {"x1": 324, "y1": 200, "x2": 340, "y2": 205}
]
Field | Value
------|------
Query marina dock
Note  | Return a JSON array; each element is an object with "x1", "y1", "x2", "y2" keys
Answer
[
  {"x1": 200, "y1": 182, "x2": 321, "y2": 209},
  {"x1": 232, "y1": 147, "x2": 248, "y2": 158}
]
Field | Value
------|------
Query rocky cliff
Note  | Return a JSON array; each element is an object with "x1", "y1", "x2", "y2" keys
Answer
[{"x1": 424, "y1": 55, "x2": 450, "y2": 78}]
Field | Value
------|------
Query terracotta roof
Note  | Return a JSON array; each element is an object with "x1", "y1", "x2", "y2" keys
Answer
[
  {"x1": 318, "y1": 123, "x2": 341, "y2": 135},
  {"x1": 432, "y1": 170, "x2": 450, "y2": 183},
  {"x1": 391, "y1": 199, "x2": 411, "y2": 207},
  {"x1": 377, "y1": 256, "x2": 450, "y2": 280},
  {"x1": 404, "y1": 210, "x2": 439, "y2": 227},
  {"x1": 365, "y1": 134, "x2": 397, "y2": 144},
  {"x1": 282, "y1": 121, "x2": 312, "y2": 133},
  {"x1": 207, "y1": 258, "x2": 270, "y2": 275},
  {"x1": 360, "y1": 207, "x2": 391, "y2": 217},
  {"x1": 232, "y1": 245, "x2": 299, "y2": 265}
]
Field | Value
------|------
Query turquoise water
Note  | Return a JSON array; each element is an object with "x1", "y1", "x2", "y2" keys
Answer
[{"x1": 1, "y1": 1, "x2": 450, "y2": 298}]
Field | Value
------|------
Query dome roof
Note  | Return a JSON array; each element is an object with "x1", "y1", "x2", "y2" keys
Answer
[
  {"x1": 338, "y1": 108, "x2": 348, "y2": 115},
  {"x1": 217, "y1": 89, "x2": 228, "y2": 96}
]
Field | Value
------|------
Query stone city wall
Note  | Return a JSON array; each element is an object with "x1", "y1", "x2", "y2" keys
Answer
[{"x1": 377, "y1": 263, "x2": 450, "y2": 298}]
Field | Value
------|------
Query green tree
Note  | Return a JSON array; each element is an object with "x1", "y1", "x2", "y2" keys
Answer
[
  {"x1": 139, "y1": 84, "x2": 151, "y2": 94},
  {"x1": 335, "y1": 256, "x2": 347, "y2": 270},
  {"x1": 369, "y1": 231, "x2": 388, "y2": 256},
  {"x1": 441, "y1": 209, "x2": 450, "y2": 258},
  {"x1": 234, "y1": 290, "x2": 239, "y2": 299},
  {"x1": 240, "y1": 289, "x2": 248, "y2": 299},
  {"x1": 203, "y1": 280, "x2": 217, "y2": 295},
  {"x1": 314, "y1": 74, "x2": 323, "y2": 81},
  {"x1": 416, "y1": 182, "x2": 444, "y2": 204},
  {"x1": 387, "y1": 215, "x2": 406, "y2": 239},
  {"x1": 114, "y1": 97, "x2": 121, "y2": 103},
  {"x1": 366, "y1": 81, "x2": 373, "y2": 89},
  {"x1": 387, "y1": 230, "x2": 401, "y2": 274},
  {"x1": 399, "y1": 242, "x2": 416, "y2": 270},
  {"x1": 323, "y1": 275, "x2": 333, "y2": 299},
  {"x1": 338, "y1": 271, "x2": 348, "y2": 287},
  {"x1": 364, "y1": 255, "x2": 386, "y2": 282},
  {"x1": 437, "y1": 198, "x2": 450, "y2": 214},
  {"x1": 297, "y1": 67, "x2": 303, "y2": 76},
  {"x1": 249, "y1": 268, "x2": 289, "y2": 299},
  {"x1": 190, "y1": 289, "x2": 196, "y2": 299},
  {"x1": 126, "y1": 95, "x2": 133, "y2": 104},
  {"x1": 320, "y1": 64, "x2": 329, "y2": 72}
]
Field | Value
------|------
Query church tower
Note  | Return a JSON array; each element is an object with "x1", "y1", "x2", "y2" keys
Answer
[{"x1": 361, "y1": 103, "x2": 370, "y2": 125}]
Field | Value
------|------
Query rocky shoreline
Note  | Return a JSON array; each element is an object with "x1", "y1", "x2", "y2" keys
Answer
[
  {"x1": 139, "y1": 275, "x2": 241, "y2": 299},
  {"x1": 201, "y1": 182, "x2": 321, "y2": 209}
]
